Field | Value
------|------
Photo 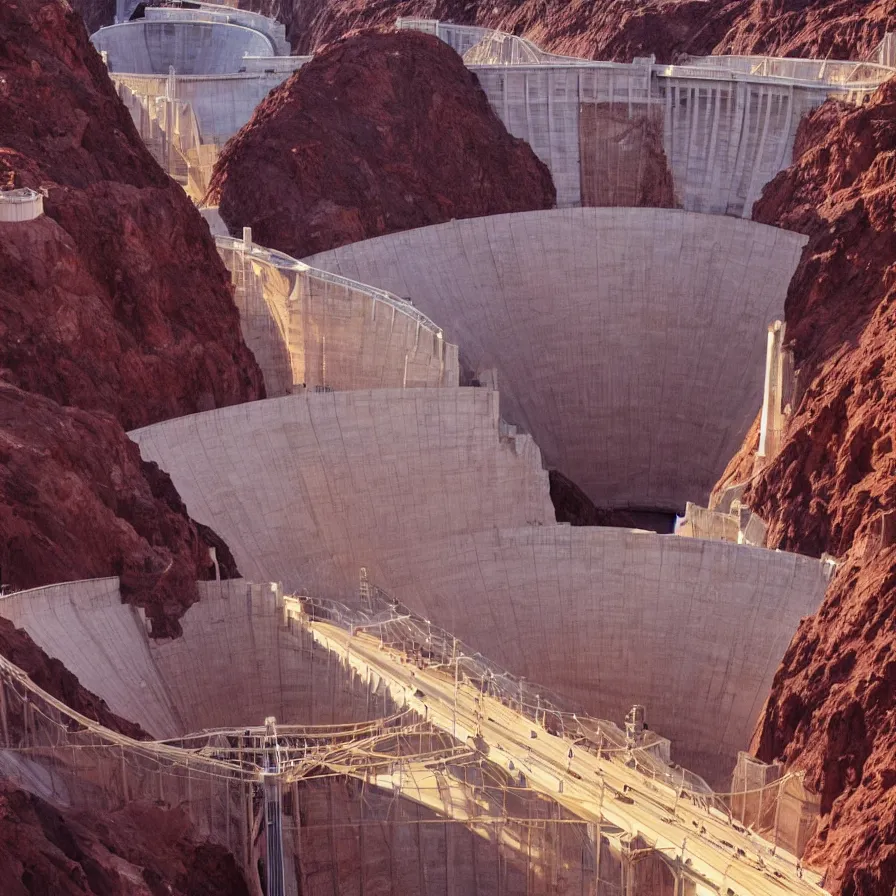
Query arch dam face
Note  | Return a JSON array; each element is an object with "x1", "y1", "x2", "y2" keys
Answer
[
  {"x1": 95, "y1": 13, "x2": 895, "y2": 211},
  {"x1": 128, "y1": 383, "x2": 830, "y2": 783},
  {"x1": 305, "y1": 208, "x2": 808, "y2": 516}
]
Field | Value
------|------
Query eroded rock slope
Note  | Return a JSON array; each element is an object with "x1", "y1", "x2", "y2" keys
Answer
[
  {"x1": 0, "y1": 0, "x2": 263, "y2": 629},
  {"x1": 714, "y1": 82, "x2": 896, "y2": 896},
  {"x1": 206, "y1": 29, "x2": 555, "y2": 258},
  {"x1": 0, "y1": 786, "x2": 251, "y2": 896}
]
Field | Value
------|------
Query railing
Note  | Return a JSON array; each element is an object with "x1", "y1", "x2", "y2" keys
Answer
[
  {"x1": 293, "y1": 584, "x2": 823, "y2": 861},
  {"x1": 293, "y1": 588, "x2": 725, "y2": 805},
  {"x1": 215, "y1": 235, "x2": 446, "y2": 337},
  {"x1": 676, "y1": 53, "x2": 895, "y2": 87}
]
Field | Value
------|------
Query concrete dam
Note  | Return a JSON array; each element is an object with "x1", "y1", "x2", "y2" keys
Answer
[
  {"x1": 0, "y1": 4, "x2": 869, "y2": 894},
  {"x1": 93, "y1": 8, "x2": 894, "y2": 209}
]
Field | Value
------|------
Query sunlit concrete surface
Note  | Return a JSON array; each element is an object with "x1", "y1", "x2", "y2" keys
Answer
[
  {"x1": 110, "y1": 68, "x2": 305, "y2": 196},
  {"x1": 92, "y1": 20, "x2": 276, "y2": 74},
  {"x1": 0, "y1": 579, "x2": 400, "y2": 738},
  {"x1": 217, "y1": 235, "x2": 459, "y2": 396},
  {"x1": 0, "y1": 188, "x2": 44, "y2": 222},
  {"x1": 371, "y1": 524, "x2": 830, "y2": 783},
  {"x1": 0, "y1": 578, "x2": 182, "y2": 737},
  {"x1": 306, "y1": 208, "x2": 807, "y2": 514},
  {"x1": 470, "y1": 66, "x2": 839, "y2": 213},
  {"x1": 150, "y1": 581, "x2": 402, "y2": 732},
  {"x1": 0, "y1": 578, "x2": 827, "y2": 894},
  {"x1": 129, "y1": 389, "x2": 553, "y2": 598}
]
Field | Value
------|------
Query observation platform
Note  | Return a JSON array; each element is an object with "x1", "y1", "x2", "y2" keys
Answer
[{"x1": 0, "y1": 188, "x2": 44, "y2": 222}]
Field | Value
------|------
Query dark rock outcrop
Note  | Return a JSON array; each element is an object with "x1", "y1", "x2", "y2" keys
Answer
[
  {"x1": 0, "y1": 0, "x2": 264, "y2": 430},
  {"x1": 206, "y1": 30, "x2": 556, "y2": 258},
  {"x1": 70, "y1": 0, "x2": 115, "y2": 35},
  {"x1": 549, "y1": 470, "x2": 641, "y2": 528},
  {"x1": 714, "y1": 81, "x2": 896, "y2": 896},
  {"x1": 0, "y1": 382, "x2": 238, "y2": 636},
  {"x1": 0, "y1": 614, "x2": 148, "y2": 739},
  {"x1": 0, "y1": 786, "x2": 251, "y2": 896}
]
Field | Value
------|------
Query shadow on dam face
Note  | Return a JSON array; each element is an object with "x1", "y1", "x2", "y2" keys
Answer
[{"x1": 304, "y1": 207, "x2": 808, "y2": 516}]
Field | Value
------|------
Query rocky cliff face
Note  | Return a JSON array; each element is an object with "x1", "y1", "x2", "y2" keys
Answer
[
  {"x1": 713, "y1": 82, "x2": 896, "y2": 896},
  {"x1": 0, "y1": 2, "x2": 259, "y2": 888},
  {"x1": 0, "y1": 787, "x2": 251, "y2": 896},
  {"x1": 206, "y1": 30, "x2": 556, "y2": 258},
  {"x1": 71, "y1": 0, "x2": 115, "y2": 35},
  {"x1": 237, "y1": 0, "x2": 895, "y2": 62},
  {"x1": 0, "y1": 383, "x2": 239, "y2": 637},
  {"x1": 0, "y1": 0, "x2": 264, "y2": 429},
  {"x1": 0, "y1": 0, "x2": 263, "y2": 628}
]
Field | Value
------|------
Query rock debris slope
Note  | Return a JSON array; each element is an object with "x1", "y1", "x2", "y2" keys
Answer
[
  {"x1": 0, "y1": 0, "x2": 263, "y2": 630},
  {"x1": 0, "y1": 786, "x2": 251, "y2": 896},
  {"x1": 715, "y1": 82, "x2": 896, "y2": 896},
  {"x1": 206, "y1": 29, "x2": 556, "y2": 258}
]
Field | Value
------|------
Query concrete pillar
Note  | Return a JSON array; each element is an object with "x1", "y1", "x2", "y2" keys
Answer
[{"x1": 757, "y1": 320, "x2": 787, "y2": 463}]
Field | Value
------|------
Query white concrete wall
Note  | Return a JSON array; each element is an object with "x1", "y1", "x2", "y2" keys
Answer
[
  {"x1": 469, "y1": 64, "x2": 836, "y2": 214},
  {"x1": 92, "y1": 20, "x2": 275, "y2": 74},
  {"x1": 148, "y1": 581, "x2": 397, "y2": 731},
  {"x1": 0, "y1": 579, "x2": 397, "y2": 737},
  {"x1": 472, "y1": 63, "x2": 653, "y2": 208},
  {"x1": 129, "y1": 389, "x2": 554, "y2": 598},
  {"x1": 306, "y1": 208, "x2": 808, "y2": 513},
  {"x1": 141, "y1": 6, "x2": 290, "y2": 56},
  {"x1": 113, "y1": 70, "x2": 297, "y2": 154},
  {"x1": 373, "y1": 526, "x2": 830, "y2": 784},
  {"x1": 217, "y1": 238, "x2": 459, "y2": 397},
  {"x1": 399, "y1": 18, "x2": 873, "y2": 215},
  {"x1": 0, "y1": 190, "x2": 43, "y2": 222},
  {"x1": 0, "y1": 578, "x2": 182, "y2": 738},
  {"x1": 657, "y1": 77, "x2": 821, "y2": 217}
]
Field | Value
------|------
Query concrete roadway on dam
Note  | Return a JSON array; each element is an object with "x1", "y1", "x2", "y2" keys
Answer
[{"x1": 305, "y1": 614, "x2": 826, "y2": 896}]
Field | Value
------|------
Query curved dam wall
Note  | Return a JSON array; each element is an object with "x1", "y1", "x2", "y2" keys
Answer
[
  {"x1": 400, "y1": 18, "x2": 883, "y2": 214},
  {"x1": 127, "y1": 384, "x2": 828, "y2": 782},
  {"x1": 113, "y1": 70, "x2": 299, "y2": 145},
  {"x1": 306, "y1": 208, "x2": 808, "y2": 514},
  {"x1": 129, "y1": 389, "x2": 554, "y2": 598},
  {"x1": 92, "y1": 20, "x2": 275, "y2": 74},
  {"x1": 0, "y1": 579, "x2": 398, "y2": 738},
  {"x1": 217, "y1": 236, "x2": 459, "y2": 396},
  {"x1": 373, "y1": 525, "x2": 830, "y2": 784}
]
